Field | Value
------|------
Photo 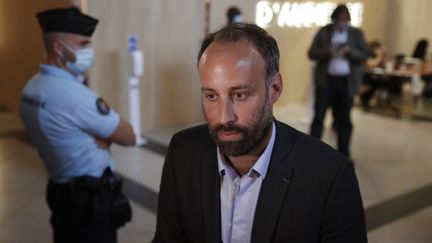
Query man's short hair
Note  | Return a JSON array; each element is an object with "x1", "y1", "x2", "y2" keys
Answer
[
  {"x1": 198, "y1": 23, "x2": 279, "y2": 85},
  {"x1": 330, "y1": 4, "x2": 351, "y2": 22}
]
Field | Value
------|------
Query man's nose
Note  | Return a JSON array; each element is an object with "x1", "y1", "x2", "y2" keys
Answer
[{"x1": 219, "y1": 98, "x2": 236, "y2": 124}]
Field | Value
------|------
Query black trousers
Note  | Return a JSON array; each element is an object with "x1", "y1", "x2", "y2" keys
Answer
[
  {"x1": 310, "y1": 75, "x2": 353, "y2": 158},
  {"x1": 46, "y1": 181, "x2": 117, "y2": 243}
]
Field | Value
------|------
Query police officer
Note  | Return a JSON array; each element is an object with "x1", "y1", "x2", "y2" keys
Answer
[{"x1": 19, "y1": 7, "x2": 135, "y2": 243}]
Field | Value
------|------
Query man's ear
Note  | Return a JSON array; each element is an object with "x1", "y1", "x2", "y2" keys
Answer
[
  {"x1": 52, "y1": 40, "x2": 63, "y2": 58},
  {"x1": 53, "y1": 40, "x2": 75, "y2": 62},
  {"x1": 268, "y1": 72, "x2": 283, "y2": 104}
]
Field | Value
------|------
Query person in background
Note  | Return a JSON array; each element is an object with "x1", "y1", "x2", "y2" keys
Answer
[
  {"x1": 19, "y1": 7, "x2": 135, "y2": 243},
  {"x1": 360, "y1": 40, "x2": 387, "y2": 110},
  {"x1": 367, "y1": 40, "x2": 387, "y2": 68},
  {"x1": 412, "y1": 39, "x2": 432, "y2": 98},
  {"x1": 412, "y1": 39, "x2": 429, "y2": 60},
  {"x1": 226, "y1": 6, "x2": 244, "y2": 25},
  {"x1": 308, "y1": 4, "x2": 369, "y2": 160},
  {"x1": 152, "y1": 23, "x2": 367, "y2": 243}
]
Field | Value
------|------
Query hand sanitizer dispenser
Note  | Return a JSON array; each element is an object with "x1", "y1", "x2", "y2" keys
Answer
[{"x1": 128, "y1": 35, "x2": 147, "y2": 146}]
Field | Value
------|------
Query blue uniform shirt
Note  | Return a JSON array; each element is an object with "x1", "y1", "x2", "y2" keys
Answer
[{"x1": 19, "y1": 64, "x2": 120, "y2": 183}]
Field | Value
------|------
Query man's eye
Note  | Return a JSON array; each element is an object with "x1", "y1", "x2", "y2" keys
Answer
[
  {"x1": 205, "y1": 93, "x2": 218, "y2": 102},
  {"x1": 233, "y1": 92, "x2": 248, "y2": 100}
]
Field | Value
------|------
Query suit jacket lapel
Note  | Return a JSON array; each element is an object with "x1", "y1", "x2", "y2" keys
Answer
[
  {"x1": 251, "y1": 121, "x2": 294, "y2": 243},
  {"x1": 347, "y1": 27, "x2": 354, "y2": 47},
  {"x1": 324, "y1": 24, "x2": 333, "y2": 45},
  {"x1": 201, "y1": 145, "x2": 222, "y2": 243}
]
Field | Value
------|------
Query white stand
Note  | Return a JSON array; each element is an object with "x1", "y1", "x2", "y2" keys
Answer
[{"x1": 128, "y1": 36, "x2": 147, "y2": 146}]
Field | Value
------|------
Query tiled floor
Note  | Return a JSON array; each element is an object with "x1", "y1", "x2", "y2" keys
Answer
[{"x1": 1, "y1": 104, "x2": 431, "y2": 242}]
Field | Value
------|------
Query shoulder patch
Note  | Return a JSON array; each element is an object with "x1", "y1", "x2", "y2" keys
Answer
[{"x1": 96, "y1": 97, "x2": 110, "y2": 115}]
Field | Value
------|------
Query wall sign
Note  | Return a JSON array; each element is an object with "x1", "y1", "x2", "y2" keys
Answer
[{"x1": 256, "y1": 1, "x2": 364, "y2": 28}]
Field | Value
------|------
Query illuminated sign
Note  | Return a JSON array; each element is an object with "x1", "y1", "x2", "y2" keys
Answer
[{"x1": 256, "y1": 1, "x2": 364, "y2": 29}]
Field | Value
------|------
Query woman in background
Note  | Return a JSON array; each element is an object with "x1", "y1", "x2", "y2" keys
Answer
[{"x1": 412, "y1": 39, "x2": 432, "y2": 98}]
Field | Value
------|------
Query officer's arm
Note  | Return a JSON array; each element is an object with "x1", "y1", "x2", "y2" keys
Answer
[{"x1": 106, "y1": 118, "x2": 136, "y2": 146}]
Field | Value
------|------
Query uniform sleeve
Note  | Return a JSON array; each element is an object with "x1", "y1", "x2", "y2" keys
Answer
[{"x1": 74, "y1": 95, "x2": 120, "y2": 138}]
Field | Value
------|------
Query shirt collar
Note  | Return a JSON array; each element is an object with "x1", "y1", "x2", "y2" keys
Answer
[
  {"x1": 218, "y1": 122, "x2": 276, "y2": 179},
  {"x1": 40, "y1": 64, "x2": 81, "y2": 83}
]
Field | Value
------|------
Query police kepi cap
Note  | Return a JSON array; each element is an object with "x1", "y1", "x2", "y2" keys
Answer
[{"x1": 36, "y1": 7, "x2": 98, "y2": 37}]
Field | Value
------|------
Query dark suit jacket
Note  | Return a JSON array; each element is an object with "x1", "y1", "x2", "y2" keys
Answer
[
  {"x1": 152, "y1": 120, "x2": 367, "y2": 243},
  {"x1": 308, "y1": 24, "x2": 370, "y2": 97}
]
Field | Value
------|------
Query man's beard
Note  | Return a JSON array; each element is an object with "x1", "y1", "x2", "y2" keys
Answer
[{"x1": 206, "y1": 98, "x2": 273, "y2": 157}]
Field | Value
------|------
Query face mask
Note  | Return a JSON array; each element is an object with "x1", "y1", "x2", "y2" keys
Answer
[
  {"x1": 233, "y1": 14, "x2": 244, "y2": 23},
  {"x1": 62, "y1": 43, "x2": 95, "y2": 75},
  {"x1": 66, "y1": 48, "x2": 94, "y2": 75}
]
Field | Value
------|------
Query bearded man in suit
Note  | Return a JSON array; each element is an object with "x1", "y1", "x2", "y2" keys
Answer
[{"x1": 152, "y1": 23, "x2": 367, "y2": 243}]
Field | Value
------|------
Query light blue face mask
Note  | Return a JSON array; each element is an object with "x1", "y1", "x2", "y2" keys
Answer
[{"x1": 62, "y1": 43, "x2": 95, "y2": 75}]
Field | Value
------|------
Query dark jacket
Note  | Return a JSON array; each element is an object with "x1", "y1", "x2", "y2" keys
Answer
[{"x1": 152, "y1": 120, "x2": 367, "y2": 243}]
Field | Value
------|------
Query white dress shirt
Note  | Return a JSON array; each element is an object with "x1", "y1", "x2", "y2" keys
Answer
[
  {"x1": 328, "y1": 27, "x2": 350, "y2": 76},
  {"x1": 218, "y1": 122, "x2": 276, "y2": 243}
]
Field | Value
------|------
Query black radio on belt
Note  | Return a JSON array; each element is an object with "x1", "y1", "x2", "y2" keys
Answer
[{"x1": 68, "y1": 168, "x2": 132, "y2": 228}]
